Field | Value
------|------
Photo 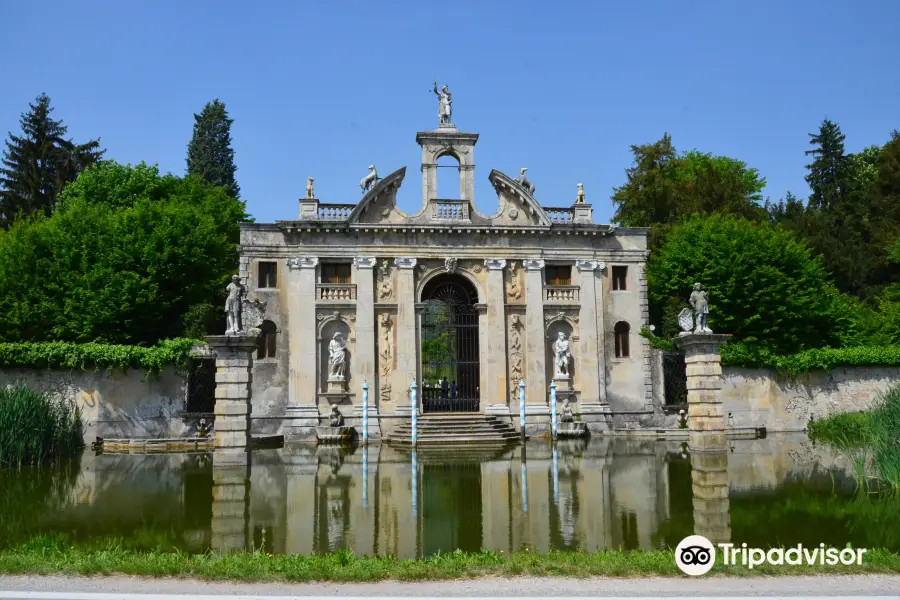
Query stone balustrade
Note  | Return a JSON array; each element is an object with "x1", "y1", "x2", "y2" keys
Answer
[
  {"x1": 543, "y1": 285, "x2": 580, "y2": 303},
  {"x1": 316, "y1": 283, "x2": 357, "y2": 301},
  {"x1": 317, "y1": 204, "x2": 354, "y2": 220},
  {"x1": 431, "y1": 199, "x2": 470, "y2": 221},
  {"x1": 543, "y1": 206, "x2": 574, "y2": 224}
]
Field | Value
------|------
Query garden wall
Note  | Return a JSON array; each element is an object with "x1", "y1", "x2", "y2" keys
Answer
[
  {"x1": 0, "y1": 366, "x2": 190, "y2": 443},
  {"x1": 722, "y1": 366, "x2": 900, "y2": 431}
]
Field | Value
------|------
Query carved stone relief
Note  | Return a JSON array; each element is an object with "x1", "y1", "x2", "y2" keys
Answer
[
  {"x1": 506, "y1": 261, "x2": 522, "y2": 300},
  {"x1": 444, "y1": 257, "x2": 458, "y2": 274},
  {"x1": 377, "y1": 259, "x2": 393, "y2": 300},
  {"x1": 508, "y1": 313, "x2": 524, "y2": 400},
  {"x1": 379, "y1": 313, "x2": 393, "y2": 402}
]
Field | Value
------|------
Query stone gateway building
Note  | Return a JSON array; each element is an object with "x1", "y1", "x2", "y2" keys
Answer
[{"x1": 239, "y1": 112, "x2": 660, "y2": 441}]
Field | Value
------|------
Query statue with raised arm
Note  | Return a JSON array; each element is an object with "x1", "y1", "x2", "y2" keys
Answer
[
  {"x1": 554, "y1": 331, "x2": 572, "y2": 378},
  {"x1": 328, "y1": 332, "x2": 347, "y2": 379},
  {"x1": 689, "y1": 282, "x2": 712, "y2": 333},
  {"x1": 224, "y1": 274, "x2": 246, "y2": 334},
  {"x1": 432, "y1": 81, "x2": 452, "y2": 126}
]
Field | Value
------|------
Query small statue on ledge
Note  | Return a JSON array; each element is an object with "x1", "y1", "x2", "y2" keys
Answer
[
  {"x1": 224, "y1": 274, "x2": 246, "y2": 335},
  {"x1": 560, "y1": 398, "x2": 575, "y2": 423},
  {"x1": 360, "y1": 165, "x2": 378, "y2": 193},
  {"x1": 329, "y1": 404, "x2": 344, "y2": 427},
  {"x1": 306, "y1": 177, "x2": 315, "y2": 199},
  {"x1": 576, "y1": 183, "x2": 585, "y2": 204}
]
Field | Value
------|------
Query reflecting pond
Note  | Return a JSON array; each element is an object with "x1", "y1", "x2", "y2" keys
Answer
[{"x1": 2, "y1": 435, "x2": 899, "y2": 557}]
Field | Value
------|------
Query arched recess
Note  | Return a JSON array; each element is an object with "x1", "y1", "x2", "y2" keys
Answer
[
  {"x1": 545, "y1": 319, "x2": 576, "y2": 386},
  {"x1": 318, "y1": 317, "x2": 353, "y2": 393},
  {"x1": 257, "y1": 320, "x2": 278, "y2": 359},
  {"x1": 435, "y1": 152, "x2": 462, "y2": 199},
  {"x1": 614, "y1": 321, "x2": 631, "y2": 358},
  {"x1": 419, "y1": 273, "x2": 480, "y2": 412},
  {"x1": 416, "y1": 267, "x2": 483, "y2": 305}
]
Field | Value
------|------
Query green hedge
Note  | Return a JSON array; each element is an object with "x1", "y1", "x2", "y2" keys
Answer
[{"x1": 0, "y1": 338, "x2": 204, "y2": 374}]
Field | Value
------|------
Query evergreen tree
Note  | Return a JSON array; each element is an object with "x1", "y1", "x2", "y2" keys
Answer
[
  {"x1": 804, "y1": 119, "x2": 849, "y2": 211},
  {"x1": 186, "y1": 99, "x2": 240, "y2": 198},
  {"x1": 0, "y1": 93, "x2": 103, "y2": 228}
]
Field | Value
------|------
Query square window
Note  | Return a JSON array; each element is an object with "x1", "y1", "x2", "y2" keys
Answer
[
  {"x1": 612, "y1": 266, "x2": 628, "y2": 291},
  {"x1": 322, "y1": 263, "x2": 352, "y2": 284},
  {"x1": 258, "y1": 261, "x2": 277, "y2": 288},
  {"x1": 546, "y1": 265, "x2": 572, "y2": 286}
]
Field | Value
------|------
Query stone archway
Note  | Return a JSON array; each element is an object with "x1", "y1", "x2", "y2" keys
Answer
[{"x1": 419, "y1": 274, "x2": 480, "y2": 413}]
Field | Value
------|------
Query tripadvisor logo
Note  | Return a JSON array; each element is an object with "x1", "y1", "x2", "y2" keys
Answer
[{"x1": 675, "y1": 535, "x2": 869, "y2": 575}]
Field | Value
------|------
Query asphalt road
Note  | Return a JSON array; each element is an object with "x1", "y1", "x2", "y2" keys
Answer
[{"x1": 1, "y1": 575, "x2": 899, "y2": 597}]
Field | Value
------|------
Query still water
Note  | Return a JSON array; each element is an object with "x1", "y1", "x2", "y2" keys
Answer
[{"x1": 2, "y1": 436, "x2": 899, "y2": 556}]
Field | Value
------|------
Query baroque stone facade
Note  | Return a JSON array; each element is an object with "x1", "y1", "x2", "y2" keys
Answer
[{"x1": 239, "y1": 120, "x2": 657, "y2": 439}]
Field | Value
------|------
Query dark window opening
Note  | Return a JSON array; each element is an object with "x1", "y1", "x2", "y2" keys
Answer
[
  {"x1": 258, "y1": 261, "x2": 277, "y2": 288},
  {"x1": 546, "y1": 265, "x2": 572, "y2": 286},
  {"x1": 614, "y1": 321, "x2": 631, "y2": 358},
  {"x1": 186, "y1": 358, "x2": 216, "y2": 413},
  {"x1": 322, "y1": 263, "x2": 352, "y2": 284},
  {"x1": 612, "y1": 265, "x2": 627, "y2": 291},
  {"x1": 257, "y1": 320, "x2": 277, "y2": 359}
]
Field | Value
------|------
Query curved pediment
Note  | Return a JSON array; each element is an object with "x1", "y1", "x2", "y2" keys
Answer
[
  {"x1": 345, "y1": 167, "x2": 407, "y2": 224},
  {"x1": 488, "y1": 169, "x2": 553, "y2": 226}
]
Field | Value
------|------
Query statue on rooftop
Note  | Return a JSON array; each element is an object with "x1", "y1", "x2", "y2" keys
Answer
[
  {"x1": 360, "y1": 165, "x2": 378, "y2": 193},
  {"x1": 306, "y1": 177, "x2": 315, "y2": 199},
  {"x1": 224, "y1": 274, "x2": 246, "y2": 335},
  {"x1": 518, "y1": 168, "x2": 535, "y2": 195},
  {"x1": 432, "y1": 81, "x2": 452, "y2": 126},
  {"x1": 576, "y1": 183, "x2": 585, "y2": 204}
]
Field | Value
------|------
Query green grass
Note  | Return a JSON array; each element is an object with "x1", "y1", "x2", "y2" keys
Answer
[
  {"x1": 0, "y1": 535, "x2": 898, "y2": 580},
  {"x1": 0, "y1": 386, "x2": 82, "y2": 467}
]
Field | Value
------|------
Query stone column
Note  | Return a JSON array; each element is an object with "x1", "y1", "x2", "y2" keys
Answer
[
  {"x1": 205, "y1": 333, "x2": 259, "y2": 464},
  {"x1": 284, "y1": 257, "x2": 320, "y2": 440},
  {"x1": 211, "y1": 454, "x2": 250, "y2": 553},
  {"x1": 575, "y1": 260, "x2": 611, "y2": 432},
  {"x1": 392, "y1": 257, "x2": 417, "y2": 412},
  {"x1": 523, "y1": 259, "x2": 549, "y2": 430},
  {"x1": 676, "y1": 333, "x2": 729, "y2": 450},
  {"x1": 353, "y1": 257, "x2": 380, "y2": 436},
  {"x1": 690, "y1": 451, "x2": 731, "y2": 544},
  {"x1": 483, "y1": 259, "x2": 509, "y2": 411}
]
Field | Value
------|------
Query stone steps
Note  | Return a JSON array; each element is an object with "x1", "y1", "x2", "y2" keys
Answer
[{"x1": 387, "y1": 414, "x2": 522, "y2": 445}]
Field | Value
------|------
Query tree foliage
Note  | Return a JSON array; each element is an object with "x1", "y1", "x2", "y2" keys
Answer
[
  {"x1": 186, "y1": 99, "x2": 240, "y2": 199},
  {"x1": 0, "y1": 94, "x2": 103, "y2": 228},
  {"x1": 0, "y1": 161, "x2": 247, "y2": 344},
  {"x1": 648, "y1": 214, "x2": 847, "y2": 354}
]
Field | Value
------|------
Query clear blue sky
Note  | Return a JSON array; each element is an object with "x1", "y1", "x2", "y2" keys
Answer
[{"x1": 2, "y1": 0, "x2": 898, "y2": 223}]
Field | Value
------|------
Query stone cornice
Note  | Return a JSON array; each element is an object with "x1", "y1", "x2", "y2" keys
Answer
[
  {"x1": 394, "y1": 257, "x2": 417, "y2": 269},
  {"x1": 286, "y1": 257, "x2": 318, "y2": 270}
]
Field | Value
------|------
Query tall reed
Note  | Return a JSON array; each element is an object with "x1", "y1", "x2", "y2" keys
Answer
[{"x1": 0, "y1": 385, "x2": 83, "y2": 467}]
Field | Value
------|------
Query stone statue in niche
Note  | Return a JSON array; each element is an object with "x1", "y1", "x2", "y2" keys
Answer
[
  {"x1": 560, "y1": 398, "x2": 575, "y2": 423},
  {"x1": 432, "y1": 81, "x2": 452, "y2": 126},
  {"x1": 517, "y1": 168, "x2": 536, "y2": 195},
  {"x1": 306, "y1": 177, "x2": 315, "y2": 199},
  {"x1": 329, "y1": 404, "x2": 344, "y2": 427},
  {"x1": 360, "y1": 165, "x2": 378, "y2": 193},
  {"x1": 379, "y1": 314, "x2": 393, "y2": 402},
  {"x1": 378, "y1": 259, "x2": 393, "y2": 300},
  {"x1": 328, "y1": 333, "x2": 347, "y2": 380},
  {"x1": 554, "y1": 331, "x2": 572, "y2": 378},
  {"x1": 506, "y1": 261, "x2": 521, "y2": 300},
  {"x1": 224, "y1": 275, "x2": 246, "y2": 335},
  {"x1": 689, "y1": 282, "x2": 712, "y2": 334}
]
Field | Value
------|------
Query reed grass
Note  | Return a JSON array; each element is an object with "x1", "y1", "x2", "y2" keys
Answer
[{"x1": 0, "y1": 385, "x2": 83, "y2": 467}]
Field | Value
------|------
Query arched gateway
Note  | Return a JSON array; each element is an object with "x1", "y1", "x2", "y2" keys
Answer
[{"x1": 420, "y1": 274, "x2": 480, "y2": 413}]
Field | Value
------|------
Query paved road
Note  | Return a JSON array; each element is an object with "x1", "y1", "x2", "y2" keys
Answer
[{"x1": 1, "y1": 575, "x2": 899, "y2": 597}]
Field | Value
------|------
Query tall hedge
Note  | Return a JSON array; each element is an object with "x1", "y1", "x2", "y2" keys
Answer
[
  {"x1": 0, "y1": 161, "x2": 247, "y2": 344},
  {"x1": 648, "y1": 214, "x2": 852, "y2": 354}
]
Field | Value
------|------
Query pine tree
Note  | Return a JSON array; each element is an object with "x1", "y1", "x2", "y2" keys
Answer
[
  {"x1": 0, "y1": 93, "x2": 103, "y2": 228},
  {"x1": 804, "y1": 119, "x2": 849, "y2": 211},
  {"x1": 186, "y1": 99, "x2": 240, "y2": 198}
]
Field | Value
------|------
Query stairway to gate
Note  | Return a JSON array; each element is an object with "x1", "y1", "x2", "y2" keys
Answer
[{"x1": 387, "y1": 414, "x2": 521, "y2": 446}]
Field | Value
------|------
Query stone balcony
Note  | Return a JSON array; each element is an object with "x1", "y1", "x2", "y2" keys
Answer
[
  {"x1": 316, "y1": 284, "x2": 357, "y2": 301},
  {"x1": 543, "y1": 285, "x2": 580, "y2": 303}
]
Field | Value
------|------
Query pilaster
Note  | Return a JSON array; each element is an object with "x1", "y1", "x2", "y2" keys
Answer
[
  {"x1": 575, "y1": 260, "x2": 611, "y2": 432},
  {"x1": 353, "y1": 256, "x2": 377, "y2": 401},
  {"x1": 284, "y1": 257, "x2": 320, "y2": 440},
  {"x1": 392, "y1": 257, "x2": 418, "y2": 408},
  {"x1": 523, "y1": 259, "x2": 548, "y2": 408},
  {"x1": 484, "y1": 258, "x2": 508, "y2": 409}
]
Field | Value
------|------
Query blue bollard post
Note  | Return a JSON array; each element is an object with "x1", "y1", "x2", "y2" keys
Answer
[
  {"x1": 362, "y1": 380, "x2": 369, "y2": 445},
  {"x1": 518, "y1": 379, "x2": 526, "y2": 441},
  {"x1": 550, "y1": 380, "x2": 558, "y2": 440},
  {"x1": 410, "y1": 380, "x2": 418, "y2": 447}
]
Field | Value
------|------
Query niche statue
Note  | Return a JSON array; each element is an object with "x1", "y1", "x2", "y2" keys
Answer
[
  {"x1": 329, "y1": 404, "x2": 344, "y2": 427},
  {"x1": 554, "y1": 331, "x2": 572, "y2": 378},
  {"x1": 224, "y1": 275, "x2": 246, "y2": 335},
  {"x1": 328, "y1": 333, "x2": 347, "y2": 380}
]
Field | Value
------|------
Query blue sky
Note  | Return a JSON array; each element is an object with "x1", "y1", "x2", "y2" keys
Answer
[{"x1": 2, "y1": 0, "x2": 898, "y2": 223}]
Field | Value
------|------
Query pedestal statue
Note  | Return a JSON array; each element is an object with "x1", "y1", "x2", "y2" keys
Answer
[
  {"x1": 432, "y1": 81, "x2": 452, "y2": 126},
  {"x1": 224, "y1": 275, "x2": 246, "y2": 335},
  {"x1": 679, "y1": 282, "x2": 713, "y2": 335}
]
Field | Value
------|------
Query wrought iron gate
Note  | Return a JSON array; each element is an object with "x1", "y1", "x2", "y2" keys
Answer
[{"x1": 420, "y1": 280, "x2": 480, "y2": 412}]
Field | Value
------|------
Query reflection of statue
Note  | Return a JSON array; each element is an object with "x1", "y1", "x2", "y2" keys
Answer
[
  {"x1": 328, "y1": 333, "x2": 347, "y2": 379},
  {"x1": 360, "y1": 165, "x2": 378, "y2": 193},
  {"x1": 689, "y1": 283, "x2": 711, "y2": 333},
  {"x1": 554, "y1": 331, "x2": 572, "y2": 378},
  {"x1": 224, "y1": 275, "x2": 246, "y2": 334},
  {"x1": 560, "y1": 398, "x2": 575, "y2": 423},
  {"x1": 517, "y1": 168, "x2": 535, "y2": 194},
  {"x1": 329, "y1": 404, "x2": 344, "y2": 427},
  {"x1": 432, "y1": 81, "x2": 452, "y2": 126},
  {"x1": 306, "y1": 177, "x2": 315, "y2": 199}
]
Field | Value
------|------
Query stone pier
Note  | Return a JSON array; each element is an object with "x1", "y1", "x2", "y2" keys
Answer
[
  {"x1": 205, "y1": 332, "x2": 260, "y2": 465},
  {"x1": 677, "y1": 333, "x2": 729, "y2": 450},
  {"x1": 211, "y1": 454, "x2": 250, "y2": 552},
  {"x1": 690, "y1": 450, "x2": 731, "y2": 544}
]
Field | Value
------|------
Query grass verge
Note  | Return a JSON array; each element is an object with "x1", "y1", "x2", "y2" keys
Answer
[{"x1": 1, "y1": 537, "x2": 899, "y2": 580}]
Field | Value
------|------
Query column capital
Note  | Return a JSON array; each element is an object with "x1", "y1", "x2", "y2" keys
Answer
[
  {"x1": 353, "y1": 256, "x2": 377, "y2": 269},
  {"x1": 523, "y1": 259, "x2": 545, "y2": 271},
  {"x1": 575, "y1": 259, "x2": 607, "y2": 272},
  {"x1": 394, "y1": 256, "x2": 417, "y2": 269},
  {"x1": 286, "y1": 256, "x2": 318, "y2": 270},
  {"x1": 484, "y1": 258, "x2": 507, "y2": 271}
]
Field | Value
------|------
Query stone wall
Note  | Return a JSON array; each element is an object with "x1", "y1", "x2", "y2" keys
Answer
[
  {"x1": 0, "y1": 366, "x2": 190, "y2": 443},
  {"x1": 722, "y1": 366, "x2": 900, "y2": 431}
]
